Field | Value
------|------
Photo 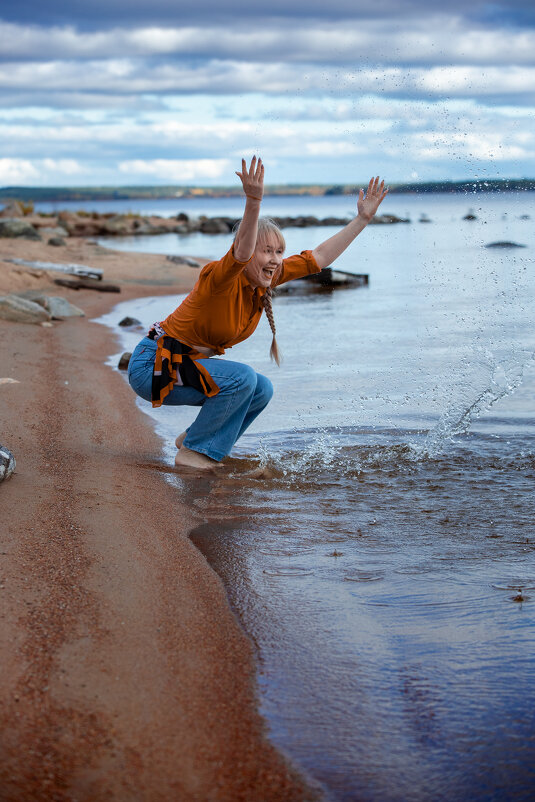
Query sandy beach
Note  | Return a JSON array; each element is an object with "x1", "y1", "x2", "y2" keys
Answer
[{"x1": 0, "y1": 237, "x2": 317, "y2": 801}]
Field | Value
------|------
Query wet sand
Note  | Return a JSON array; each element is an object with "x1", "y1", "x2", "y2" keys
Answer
[{"x1": 0, "y1": 238, "x2": 318, "y2": 801}]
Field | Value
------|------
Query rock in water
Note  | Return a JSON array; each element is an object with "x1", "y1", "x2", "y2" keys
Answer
[
  {"x1": 0, "y1": 445, "x2": 16, "y2": 482},
  {"x1": 118, "y1": 316, "x2": 142, "y2": 327},
  {"x1": 0, "y1": 295, "x2": 51, "y2": 324},
  {"x1": 484, "y1": 241, "x2": 527, "y2": 248},
  {"x1": 0, "y1": 218, "x2": 42, "y2": 240},
  {"x1": 118, "y1": 352, "x2": 132, "y2": 370},
  {"x1": 199, "y1": 218, "x2": 232, "y2": 234}
]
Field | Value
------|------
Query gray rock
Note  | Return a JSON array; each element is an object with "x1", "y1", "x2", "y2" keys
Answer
[
  {"x1": 370, "y1": 214, "x2": 411, "y2": 224},
  {"x1": 48, "y1": 237, "x2": 67, "y2": 247},
  {"x1": 484, "y1": 241, "x2": 527, "y2": 249},
  {"x1": 118, "y1": 316, "x2": 142, "y2": 327},
  {"x1": 182, "y1": 217, "x2": 202, "y2": 232},
  {"x1": 30, "y1": 295, "x2": 85, "y2": 319},
  {"x1": 0, "y1": 444, "x2": 16, "y2": 482},
  {"x1": 166, "y1": 255, "x2": 201, "y2": 268},
  {"x1": 118, "y1": 352, "x2": 132, "y2": 370},
  {"x1": 320, "y1": 216, "x2": 351, "y2": 226},
  {"x1": 0, "y1": 295, "x2": 51, "y2": 324},
  {"x1": 0, "y1": 218, "x2": 42, "y2": 240},
  {"x1": 199, "y1": 218, "x2": 232, "y2": 234},
  {"x1": 39, "y1": 226, "x2": 69, "y2": 238}
]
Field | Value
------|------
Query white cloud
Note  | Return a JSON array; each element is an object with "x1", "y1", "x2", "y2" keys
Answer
[
  {"x1": 304, "y1": 141, "x2": 366, "y2": 156},
  {"x1": 42, "y1": 158, "x2": 86, "y2": 174},
  {"x1": 118, "y1": 158, "x2": 230, "y2": 181},
  {"x1": 0, "y1": 158, "x2": 39, "y2": 184},
  {"x1": 1, "y1": 14, "x2": 534, "y2": 184},
  {"x1": 0, "y1": 157, "x2": 86, "y2": 184}
]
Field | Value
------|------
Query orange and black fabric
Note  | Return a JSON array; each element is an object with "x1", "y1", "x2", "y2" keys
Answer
[{"x1": 151, "y1": 336, "x2": 219, "y2": 408}]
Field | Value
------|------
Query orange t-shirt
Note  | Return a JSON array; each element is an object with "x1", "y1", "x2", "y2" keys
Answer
[{"x1": 160, "y1": 246, "x2": 320, "y2": 354}]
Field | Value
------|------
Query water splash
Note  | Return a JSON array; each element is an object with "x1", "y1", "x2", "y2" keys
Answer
[
  {"x1": 419, "y1": 346, "x2": 534, "y2": 457},
  {"x1": 257, "y1": 427, "x2": 341, "y2": 475},
  {"x1": 254, "y1": 345, "x2": 535, "y2": 479}
]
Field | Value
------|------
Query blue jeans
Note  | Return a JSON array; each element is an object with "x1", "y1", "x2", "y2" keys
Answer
[{"x1": 127, "y1": 337, "x2": 273, "y2": 461}]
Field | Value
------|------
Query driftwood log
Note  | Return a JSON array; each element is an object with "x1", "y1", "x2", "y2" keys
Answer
[
  {"x1": 3, "y1": 257, "x2": 103, "y2": 280},
  {"x1": 53, "y1": 278, "x2": 120, "y2": 293}
]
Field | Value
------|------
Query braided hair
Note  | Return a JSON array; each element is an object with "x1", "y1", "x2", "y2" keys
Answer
[{"x1": 262, "y1": 286, "x2": 281, "y2": 366}]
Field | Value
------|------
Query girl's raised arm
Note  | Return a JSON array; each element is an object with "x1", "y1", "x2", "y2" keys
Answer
[
  {"x1": 233, "y1": 156, "x2": 264, "y2": 262},
  {"x1": 312, "y1": 177, "x2": 388, "y2": 270}
]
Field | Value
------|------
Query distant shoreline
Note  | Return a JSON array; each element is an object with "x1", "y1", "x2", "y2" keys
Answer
[{"x1": 1, "y1": 178, "x2": 535, "y2": 203}]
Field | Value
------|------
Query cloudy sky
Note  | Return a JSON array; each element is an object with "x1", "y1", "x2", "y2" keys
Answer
[{"x1": 1, "y1": 1, "x2": 534, "y2": 187}]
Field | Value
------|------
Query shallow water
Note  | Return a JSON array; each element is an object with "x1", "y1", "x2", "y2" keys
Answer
[
  {"x1": 185, "y1": 431, "x2": 535, "y2": 802},
  {"x1": 96, "y1": 191, "x2": 535, "y2": 801}
]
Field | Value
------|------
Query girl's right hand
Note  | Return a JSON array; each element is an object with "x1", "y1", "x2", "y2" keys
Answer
[{"x1": 236, "y1": 156, "x2": 264, "y2": 201}]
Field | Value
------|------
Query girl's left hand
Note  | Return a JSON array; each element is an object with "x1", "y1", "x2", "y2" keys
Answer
[{"x1": 357, "y1": 177, "x2": 388, "y2": 222}]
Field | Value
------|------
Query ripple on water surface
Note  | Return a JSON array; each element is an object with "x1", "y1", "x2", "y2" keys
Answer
[{"x1": 184, "y1": 428, "x2": 535, "y2": 802}]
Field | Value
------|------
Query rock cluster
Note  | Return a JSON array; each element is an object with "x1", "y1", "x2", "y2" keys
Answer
[
  {"x1": 0, "y1": 293, "x2": 84, "y2": 324},
  {"x1": 0, "y1": 206, "x2": 414, "y2": 242}
]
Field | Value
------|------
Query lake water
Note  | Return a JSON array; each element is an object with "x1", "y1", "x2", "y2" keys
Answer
[{"x1": 95, "y1": 192, "x2": 535, "y2": 801}]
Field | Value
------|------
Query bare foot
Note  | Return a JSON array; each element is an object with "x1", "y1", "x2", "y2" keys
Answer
[
  {"x1": 175, "y1": 446, "x2": 223, "y2": 472},
  {"x1": 175, "y1": 431, "x2": 187, "y2": 449}
]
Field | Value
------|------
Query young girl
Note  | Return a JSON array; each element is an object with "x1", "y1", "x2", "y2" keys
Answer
[{"x1": 128, "y1": 157, "x2": 387, "y2": 471}]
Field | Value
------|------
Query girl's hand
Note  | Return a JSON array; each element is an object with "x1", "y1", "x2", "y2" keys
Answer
[
  {"x1": 236, "y1": 156, "x2": 264, "y2": 201},
  {"x1": 357, "y1": 177, "x2": 388, "y2": 222}
]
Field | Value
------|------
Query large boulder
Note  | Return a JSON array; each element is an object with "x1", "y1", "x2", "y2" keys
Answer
[
  {"x1": 199, "y1": 218, "x2": 232, "y2": 234},
  {"x1": 29, "y1": 295, "x2": 85, "y2": 319},
  {"x1": 57, "y1": 211, "x2": 102, "y2": 237},
  {"x1": 0, "y1": 444, "x2": 16, "y2": 482},
  {"x1": 0, "y1": 201, "x2": 24, "y2": 218},
  {"x1": 0, "y1": 295, "x2": 51, "y2": 324},
  {"x1": 0, "y1": 218, "x2": 42, "y2": 240}
]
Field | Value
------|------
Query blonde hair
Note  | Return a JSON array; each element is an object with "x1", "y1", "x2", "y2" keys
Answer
[
  {"x1": 262, "y1": 287, "x2": 281, "y2": 366},
  {"x1": 234, "y1": 217, "x2": 284, "y2": 366},
  {"x1": 255, "y1": 217, "x2": 286, "y2": 251}
]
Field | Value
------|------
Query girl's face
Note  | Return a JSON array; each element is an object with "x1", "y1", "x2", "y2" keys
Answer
[{"x1": 245, "y1": 235, "x2": 284, "y2": 289}]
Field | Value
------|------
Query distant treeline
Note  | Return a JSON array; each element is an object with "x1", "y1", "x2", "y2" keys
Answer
[{"x1": 1, "y1": 178, "x2": 534, "y2": 203}]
